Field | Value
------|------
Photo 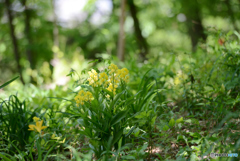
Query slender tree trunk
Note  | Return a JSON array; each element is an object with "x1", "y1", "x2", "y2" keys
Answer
[
  {"x1": 22, "y1": 0, "x2": 36, "y2": 83},
  {"x1": 117, "y1": 0, "x2": 126, "y2": 61},
  {"x1": 182, "y1": 0, "x2": 206, "y2": 52},
  {"x1": 22, "y1": 0, "x2": 34, "y2": 69},
  {"x1": 5, "y1": 0, "x2": 25, "y2": 84},
  {"x1": 127, "y1": 0, "x2": 148, "y2": 60},
  {"x1": 52, "y1": 0, "x2": 59, "y2": 49},
  {"x1": 225, "y1": 0, "x2": 238, "y2": 31},
  {"x1": 50, "y1": 0, "x2": 59, "y2": 74}
]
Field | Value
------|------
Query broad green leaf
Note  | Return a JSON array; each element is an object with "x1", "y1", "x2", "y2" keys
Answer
[
  {"x1": 110, "y1": 90, "x2": 125, "y2": 109},
  {"x1": 163, "y1": 125, "x2": 169, "y2": 131},
  {"x1": 177, "y1": 135, "x2": 184, "y2": 141},
  {"x1": 151, "y1": 116, "x2": 157, "y2": 125},
  {"x1": 112, "y1": 129, "x2": 123, "y2": 145},
  {"x1": 146, "y1": 110, "x2": 152, "y2": 117},
  {"x1": 169, "y1": 118, "x2": 175, "y2": 127},
  {"x1": 188, "y1": 132, "x2": 201, "y2": 139},
  {"x1": 190, "y1": 138, "x2": 202, "y2": 144},
  {"x1": 135, "y1": 111, "x2": 146, "y2": 119},
  {"x1": 110, "y1": 110, "x2": 129, "y2": 126},
  {"x1": 190, "y1": 153, "x2": 198, "y2": 161},
  {"x1": 134, "y1": 128, "x2": 140, "y2": 137},
  {"x1": 176, "y1": 117, "x2": 183, "y2": 124}
]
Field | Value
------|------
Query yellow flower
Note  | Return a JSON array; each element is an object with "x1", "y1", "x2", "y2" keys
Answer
[
  {"x1": 106, "y1": 83, "x2": 117, "y2": 94},
  {"x1": 51, "y1": 134, "x2": 66, "y2": 144},
  {"x1": 99, "y1": 72, "x2": 108, "y2": 86},
  {"x1": 51, "y1": 134, "x2": 61, "y2": 140},
  {"x1": 28, "y1": 120, "x2": 47, "y2": 134},
  {"x1": 33, "y1": 116, "x2": 40, "y2": 122},
  {"x1": 85, "y1": 91, "x2": 94, "y2": 101},
  {"x1": 108, "y1": 64, "x2": 118, "y2": 74},
  {"x1": 88, "y1": 69, "x2": 99, "y2": 87},
  {"x1": 59, "y1": 138, "x2": 66, "y2": 144},
  {"x1": 117, "y1": 68, "x2": 129, "y2": 83},
  {"x1": 74, "y1": 90, "x2": 94, "y2": 105}
]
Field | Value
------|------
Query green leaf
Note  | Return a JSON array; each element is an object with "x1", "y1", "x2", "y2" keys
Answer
[
  {"x1": 0, "y1": 76, "x2": 19, "y2": 89},
  {"x1": 146, "y1": 110, "x2": 152, "y2": 117},
  {"x1": 189, "y1": 132, "x2": 201, "y2": 139},
  {"x1": 138, "y1": 69, "x2": 153, "y2": 91},
  {"x1": 176, "y1": 117, "x2": 183, "y2": 124},
  {"x1": 151, "y1": 116, "x2": 157, "y2": 125},
  {"x1": 169, "y1": 118, "x2": 175, "y2": 127},
  {"x1": 110, "y1": 90, "x2": 125, "y2": 109},
  {"x1": 66, "y1": 146, "x2": 82, "y2": 161},
  {"x1": 122, "y1": 155, "x2": 136, "y2": 159},
  {"x1": 0, "y1": 153, "x2": 16, "y2": 161},
  {"x1": 135, "y1": 111, "x2": 146, "y2": 119},
  {"x1": 163, "y1": 125, "x2": 169, "y2": 131},
  {"x1": 134, "y1": 128, "x2": 140, "y2": 137},
  {"x1": 190, "y1": 153, "x2": 198, "y2": 161},
  {"x1": 112, "y1": 129, "x2": 123, "y2": 145},
  {"x1": 190, "y1": 138, "x2": 202, "y2": 144},
  {"x1": 43, "y1": 142, "x2": 59, "y2": 161},
  {"x1": 110, "y1": 110, "x2": 129, "y2": 126},
  {"x1": 177, "y1": 135, "x2": 184, "y2": 141},
  {"x1": 88, "y1": 59, "x2": 99, "y2": 64},
  {"x1": 125, "y1": 126, "x2": 136, "y2": 137}
]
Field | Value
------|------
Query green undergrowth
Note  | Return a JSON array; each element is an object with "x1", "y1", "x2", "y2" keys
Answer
[{"x1": 0, "y1": 30, "x2": 240, "y2": 160}]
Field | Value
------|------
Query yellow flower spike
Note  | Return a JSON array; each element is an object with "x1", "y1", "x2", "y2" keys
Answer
[
  {"x1": 33, "y1": 116, "x2": 40, "y2": 122},
  {"x1": 94, "y1": 75, "x2": 98, "y2": 81},
  {"x1": 99, "y1": 72, "x2": 108, "y2": 86},
  {"x1": 51, "y1": 133, "x2": 55, "y2": 139},
  {"x1": 59, "y1": 138, "x2": 66, "y2": 144},
  {"x1": 28, "y1": 120, "x2": 47, "y2": 135},
  {"x1": 51, "y1": 133, "x2": 61, "y2": 140},
  {"x1": 75, "y1": 90, "x2": 94, "y2": 105},
  {"x1": 108, "y1": 64, "x2": 118, "y2": 74}
]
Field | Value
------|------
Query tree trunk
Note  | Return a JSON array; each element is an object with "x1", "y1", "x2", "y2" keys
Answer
[
  {"x1": 22, "y1": 0, "x2": 34, "y2": 70},
  {"x1": 182, "y1": 0, "x2": 206, "y2": 52},
  {"x1": 52, "y1": 0, "x2": 59, "y2": 49},
  {"x1": 117, "y1": 0, "x2": 126, "y2": 61},
  {"x1": 50, "y1": 0, "x2": 59, "y2": 75},
  {"x1": 5, "y1": 0, "x2": 25, "y2": 84},
  {"x1": 127, "y1": 0, "x2": 148, "y2": 60},
  {"x1": 225, "y1": 0, "x2": 238, "y2": 31}
]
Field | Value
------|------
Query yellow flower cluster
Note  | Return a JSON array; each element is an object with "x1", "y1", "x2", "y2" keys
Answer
[
  {"x1": 84, "y1": 63, "x2": 129, "y2": 96},
  {"x1": 117, "y1": 68, "x2": 129, "y2": 83},
  {"x1": 74, "y1": 90, "x2": 94, "y2": 105},
  {"x1": 28, "y1": 117, "x2": 47, "y2": 135},
  {"x1": 99, "y1": 72, "x2": 108, "y2": 87},
  {"x1": 106, "y1": 83, "x2": 118, "y2": 94},
  {"x1": 87, "y1": 69, "x2": 98, "y2": 87},
  {"x1": 174, "y1": 72, "x2": 187, "y2": 85},
  {"x1": 106, "y1": 64, "x2": 129, "y2": 94},
  {"x1": 109, "y1": 63, "x2": 118, "y2": 74}
]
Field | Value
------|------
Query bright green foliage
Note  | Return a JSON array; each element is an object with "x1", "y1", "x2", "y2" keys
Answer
[
  {"x1": 1, "y1": 28, "x2": 240, "y2": 160},
  {"x1": 0, "y1": 95, "x2": 37, "y2": 152},
  {"x1": 67, "y1": 63, "x2": 160, "y2": 159}
]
